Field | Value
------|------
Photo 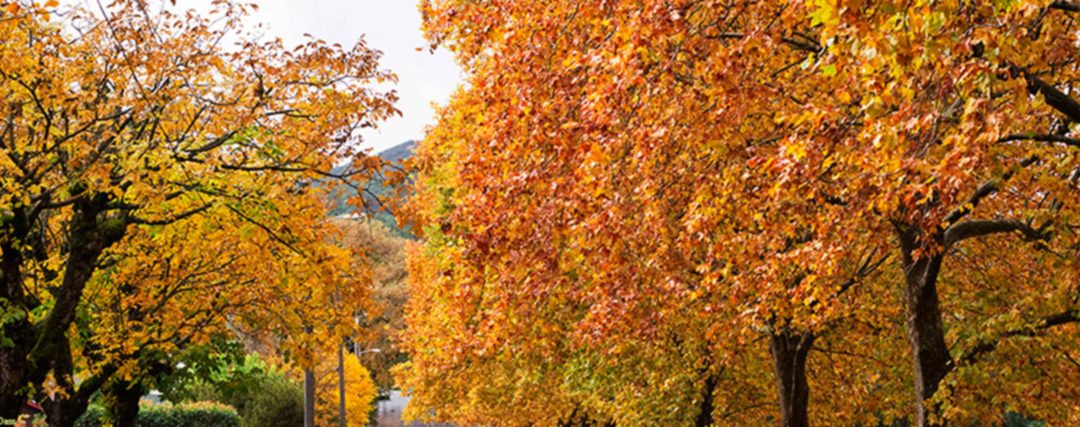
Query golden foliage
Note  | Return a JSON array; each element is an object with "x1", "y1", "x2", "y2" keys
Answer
[
  {"x1": 401, "y1": 0, "x2": 1080, "y2": 425},
  {"x1": 0, "y1": 0, "x2": 393, "y2": 419},
  {"x1": 314, "y1": 350, "x2": 378, "y2": 427}
]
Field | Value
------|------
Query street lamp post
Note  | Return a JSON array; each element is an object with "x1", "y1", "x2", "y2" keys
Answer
[
  {"x1": 304, "y1": 365, "x2": 316, "y2": 427},
  {"x1": 338, "y1": 343, "x2": 347, "y2": 427},
  {"x1": 303, "y1": 326, "x2": 315, "y2": 427}
]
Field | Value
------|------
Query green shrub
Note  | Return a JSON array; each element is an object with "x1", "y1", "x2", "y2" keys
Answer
[
  {"x1": 161, "y1": 351, "x2": 303, "y2": 427},
  {"x1": 178, "y1": 371, "x2": 303, "y2": 427},
  {"x1": 236, "y1": 375, "x2": 304, "y2": 427},
  {"x1": 73, "y1": 405, "x2": 106, "y2": 427},
  {"x1": 169, "y1": 369, "x2": 303, "y2": 427},
  {"x1": 75, "y1": 401, "x2": 239, "y2": 427}
]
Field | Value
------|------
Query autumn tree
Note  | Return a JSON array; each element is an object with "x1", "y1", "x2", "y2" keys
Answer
[
  {"x1": 310, "y1": 347, "x2": 378, "y2": 427},
  {"x1": 79, "y1": 197, "x2": 371, "y2": 427},
  {"x1": 752, "y1": 1, "x2": 1080, "y2": 424},
  {"x1": 402, "y1": 11, "x2": 782, "y2": 425},
  {"x1": 398, "y1": 90, "x2": 588, "y2": 425},
  {"x1": 404, "y1": 0, "x2": 1079, "y2": 426},
  {"x1": 404, "y1": 1, "x2": 906, "y2": 426},
  {"x1": 334, "y1": 217, "x2": 409, "y2": 392},
  {"x1": 0, "y1": 0, "x2": 395, "y2": 423}
]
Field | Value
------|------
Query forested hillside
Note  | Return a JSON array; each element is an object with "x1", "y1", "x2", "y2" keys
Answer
[{"x1": 327, "y1": 140, "x2": 417, "y2": 235}]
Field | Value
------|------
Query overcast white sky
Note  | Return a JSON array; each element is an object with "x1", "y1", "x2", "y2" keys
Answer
[
  {"x1": 239, "y1": 0, "x2": 462, "y2": 152},
  {"x1": 68, "y1": 0, "x2": 460, "y2": 152}
]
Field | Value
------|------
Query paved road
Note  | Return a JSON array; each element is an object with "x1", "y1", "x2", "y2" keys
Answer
[{"x1": 375, "y1": 391, "x2": 453, "y2": 427}]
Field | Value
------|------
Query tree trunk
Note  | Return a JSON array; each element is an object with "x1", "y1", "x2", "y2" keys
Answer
[
  {"x1": 0, "y1": 327, "x2": 33, "y2": 418},
  {"x1": 43, "y1": 394, "x2": 93, "y2": 427},
  {"x1": 770, "y1": 330, "x2": 814, "y2": 427},
  {"x1": 42, "y1": 337, "x2": 93, "y2": 427},
  {"x1": 0, "y1": 207, "x2": 36, "y2": 418},
  {"x1": 898, "y1": 230, "x2": 954, "y2": 427},
  {"x1": 338, "y1": 344, "x2": 347, "y2": 427},
  {"x1": 29, "y1": 196, "x2": 122, "y2": 375},
  {"x1": 1, "y1": 196, "x2": 124, "y2": 421},
  {"x1": 694, "y1": 373, "x2": 718, "y2": 427},
  {"x1": 105, "y1": 380, "x2": 145, "y2": 427}
]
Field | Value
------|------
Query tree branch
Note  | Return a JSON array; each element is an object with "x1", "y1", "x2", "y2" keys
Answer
[
  {"x1": 181, "y1": 130, "x2": 237, "y2": 154},
  {"x1": 944, "y1": 218, "x2": 1050, "y2": 248},
  {"x1": 999, "y1": 133, "x2": 1080, "y2": 149},
  {"x1": 1025, "y1": 73, "x2": 1080, "y2": 123},
  {"x1": 1050, "y1": 1, "x2": 1080, "y2": 12},
  {"x1": 223, "y1": 203, "x2": 304, "y2": 256},
  {"x1": 941, "y1": 156, "x2": 1038, "y2": 226},
  {"x1": 128, "y1": 203, "x2": 213, "y2": 226},
  {"x1": 959, "y1": 309, "x2": 1079, "y2": 366}
]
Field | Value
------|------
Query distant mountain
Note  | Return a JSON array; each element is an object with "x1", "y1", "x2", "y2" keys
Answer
[
  {"x1": 326, "y1": 140, "x2": 416, "y2": 177},
  {"x1": 324, "y1": 140, "x2": 418, "y2": 237},
  {"x1": 378, "y1": 140, "x2": 417, "y2": 164}
]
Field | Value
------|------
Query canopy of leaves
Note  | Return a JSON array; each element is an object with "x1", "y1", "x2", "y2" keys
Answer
[
  {"x1": 400, "y1": 0, "x2": 1080, "y2": 425},
  {"x1": 0, "y1": 0, "x2": 395, "y2": 421}
]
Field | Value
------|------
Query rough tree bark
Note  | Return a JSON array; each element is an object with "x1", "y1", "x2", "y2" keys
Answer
[
  {"x1": 0, "y1": 206, "x2": 37, "y2": 416},
  {"x1": 0, "y1": 195, "x2": 127, "y2": 422},
  {"x1": 897, "y1": 228, "x2": 953, "y2": 427},
  {"x1": 694, "y1": 373, "x2": 718, "y2": 427},
  {"x1": 40, "y1": 336, "x2": 98, "y2": 427},
  {"x1": 105, "y1": 380, "x2": 146, "y2": 427},
  {"x1": 770, "y1": 329, "x2": 814, "y2": 427}
]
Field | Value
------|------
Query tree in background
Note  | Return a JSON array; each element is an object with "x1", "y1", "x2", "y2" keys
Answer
[
  {"x1": 80, "y1": 199, "x2": 371, "y2": 427},
  {"x1": 336, "y1": 218, "x2": 409, "y2": 393},
  {"x1": 313, "y1": 350, "x2": 378, "y2": 427},
  {"x1": 0, "y1": 0, "x2": 395, "y2": 423}
]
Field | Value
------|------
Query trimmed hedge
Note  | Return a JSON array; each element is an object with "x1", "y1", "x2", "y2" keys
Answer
[{"x1": 75, "y1": 401, "x2": 239, "y2": 427}]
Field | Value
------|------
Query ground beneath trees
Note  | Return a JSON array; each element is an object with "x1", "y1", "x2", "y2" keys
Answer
[{"x1": 376, "y1": 391, "x2": 454, "y2": 427}]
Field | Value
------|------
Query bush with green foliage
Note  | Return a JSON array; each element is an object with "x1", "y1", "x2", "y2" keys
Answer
[
  {"x1": 164, "y1": 353, "x2": 303, "y2": 427},
  {"x1": 234, "y1": 375, "x2": 304, "y2": 427},
  {"x1": 75, "y1": 401, "x2": 239, "y2": 427}
]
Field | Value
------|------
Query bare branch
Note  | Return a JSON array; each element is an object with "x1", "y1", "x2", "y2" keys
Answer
[
  {"x1": 999, "y1": 133, "x2": 1080, "y2": 149},
  {"x1": 1050, "y1": 1, "x2": 1080, "y2": 12},
  {"x1": 944, "y1": 218, "x2": 1050, "y2": 248},
  {"x1": 959, "y1": 310, "x2": 1080, "y2": 365},
  {"x1": 1025, "y1": 73, "x2": 1080, "y2": 123}
]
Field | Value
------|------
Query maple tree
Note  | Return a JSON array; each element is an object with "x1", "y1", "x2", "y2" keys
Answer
[
  {"x1": 765, "y1": 2, "x2": 1080, "y2": 424},
  {"x1": 402, "y1": 0, "x2": 1079, "y2": 426},
  {"x1": 0, "y1": 0, "x2": 394, "y2": 424},
  {"x1": 403, "y1": 1, "x2": 897, "y2": 425}
]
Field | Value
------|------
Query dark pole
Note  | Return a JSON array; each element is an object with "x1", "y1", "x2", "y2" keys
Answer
[
  {"x1": 304, "y1": 367, "x2": 316, "y2": 427},
  {"x1": 304, "y1": 326, "x2": 316, "y2": 427},
  {"x1": 339, "y1": 343, "x2": 348, "y2": 427}
]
